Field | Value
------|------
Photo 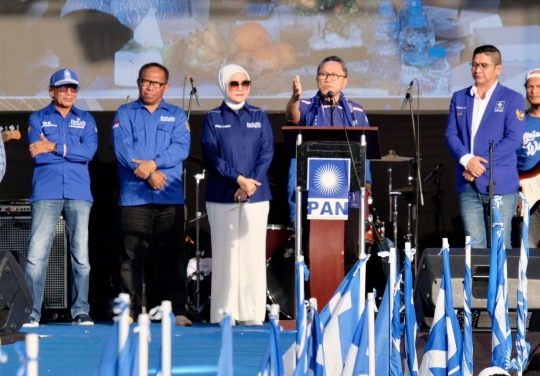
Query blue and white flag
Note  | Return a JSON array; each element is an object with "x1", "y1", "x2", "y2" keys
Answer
[
  {"x1": 391, "y1": 277, "x2": 403, "y2": 376},
  {"x1": 293, "y1": 258, "x2": 310, "y2": 376},
  {"x1": 97, "y1": 296, "x2": 130, "y2": 376},
  {"x1": 374, "y1": 275, "x2": 391, "y2": 376},
  {"x1": 486, "y1": 197, "x2": 512, "y2": 369},
  {"x1": 217, "y1": 312, "x2": 233, "y2": 376},
  {"x1": 403, "y1": 248, "x2": 418, "y2": 376},
  {"x1": 341, "y1": 295, "x2": 372, "y2": 376},
  {"x1": 118, "y1": 329, "x2": 139, "y2": 376},
  {"x1": 259, "y1": 306, "x2": 284, "y2": 376},
  {"x1": 307, "y1": 158, "x2": 350, "y2": 220},
  {"x1": 463, "y1": 238, "x2": 476, "y2": 376},
  {"x1": 308, "y1": 301, "x2": 325, "y2": 376},
  {"x1": 509, "y1": 193, "x2": 531, "y2": 373},
  {"x1": 418, "y1": 245, "x2": 463, "y2": 376},
  {"x1": 320, "y1": 256, "x2": 370, "y2": 375}
]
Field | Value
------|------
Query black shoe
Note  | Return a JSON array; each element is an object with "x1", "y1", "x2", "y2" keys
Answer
[{"x1": 72, "y1": 314, "x2": 94, "y2": 326}]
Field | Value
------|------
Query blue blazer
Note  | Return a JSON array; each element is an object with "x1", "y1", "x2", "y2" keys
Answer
[{"x1": 445, "y1": 82, "x2": 525, "y2": 195}]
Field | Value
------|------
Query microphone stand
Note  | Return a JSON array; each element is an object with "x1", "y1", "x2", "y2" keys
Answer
[
  {"x1": 405, "y1": 79, "x2": 424, "y2": 272},
  {"x1": 429, "y1": 166, "x2": 447, "y2": 238},
  {"x1": 487, "y1": 141, "x2": 495, "y2": 248}
]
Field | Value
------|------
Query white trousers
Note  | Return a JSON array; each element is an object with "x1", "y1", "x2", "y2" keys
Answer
[{"x1": 207, "y1": 201, "x2": 269, "y2": 323}]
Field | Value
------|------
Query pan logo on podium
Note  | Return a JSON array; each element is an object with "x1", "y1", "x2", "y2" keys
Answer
[{"x1": 307, "y1": 158, "x2": 350, "y2": 220}]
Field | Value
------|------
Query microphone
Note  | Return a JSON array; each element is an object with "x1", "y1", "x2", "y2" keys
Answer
[
  {"x1": 187, "y1": 75, "x2": 201, "y2": 107},
  {"x1": 327, "y1": 90, "x2": 335, "y2": 101},
  {"x1": 401, "y1": 80, "x2": 414, "y2": 110},
  {"x1": 424, "y1": 161, "x2": 446, "y2": 183}
]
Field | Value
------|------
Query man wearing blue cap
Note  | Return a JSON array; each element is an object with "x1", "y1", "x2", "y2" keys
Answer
[{"x1": 23, "y1": 69, "x2": 98, "y2": 327}]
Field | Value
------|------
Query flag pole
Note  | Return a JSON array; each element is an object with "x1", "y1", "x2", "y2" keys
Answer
[
  {"x1": 161, "y1": 300, "x2": 172, "y2": 376},
  {"x1": 367, "y1": 292, "x2": 375, "y2": 376},
  {"x1": 118, "y1": 293, "x2": 131, "y2": 356},
  {"x1": 138, "y1": 313, "x2": 150, "y2": 376},
  {"x1": 26, "y1": 333, "x2": 39, "y2": 376}
]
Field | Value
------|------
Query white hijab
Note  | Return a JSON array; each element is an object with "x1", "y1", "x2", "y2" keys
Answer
[{"x1": 218, "y1": 64, "x2": 251, "y2": 111}]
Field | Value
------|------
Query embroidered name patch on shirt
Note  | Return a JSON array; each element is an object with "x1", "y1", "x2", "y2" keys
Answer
[
  {"x1": 160, "y1": 116, "x2": 176, "y2": 122},
  {"x1": 70, "y1": 118, "x2": 86, "y2": 128},
  {"x1": 215, "y1": 125, "x2": 231, "y2": 128},
  {"x1": 246, "y1": 122, "x2": 261, "y2": 128},
  {"x1": 495, "y1": 101, "x2": 505, "y2": 112},
  {"x1": 42, "y1": 121, "x2": 56, "y2": 127}
]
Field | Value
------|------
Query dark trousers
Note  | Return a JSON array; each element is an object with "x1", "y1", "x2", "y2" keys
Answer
[{"x1": 119, "y1": 204, "x2": 187, "y2": 318}]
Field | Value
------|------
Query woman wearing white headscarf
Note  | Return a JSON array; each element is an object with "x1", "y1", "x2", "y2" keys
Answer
[{"x1": 202, "y1": 64, "x2": 274, "y2": 325}]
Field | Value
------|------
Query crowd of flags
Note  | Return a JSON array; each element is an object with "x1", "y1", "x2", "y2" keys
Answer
[{"x1": 4, "y1": 196, "x2": 533, "y2": 375}]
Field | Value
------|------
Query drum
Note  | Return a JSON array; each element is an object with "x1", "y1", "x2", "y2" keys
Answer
[
  {"x1": 266, "y1": 224, "x2": 294, "y2": 260},
  {"x1": 266, "y1": 237, "x2": 296, "y2": 319}
]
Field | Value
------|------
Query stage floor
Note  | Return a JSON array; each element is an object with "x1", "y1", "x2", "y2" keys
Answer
[{"x1": 1, "y1": 322, "x2": 539, "y2": 375}]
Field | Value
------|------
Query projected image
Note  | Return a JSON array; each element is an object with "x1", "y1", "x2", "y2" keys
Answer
[{"x1": 0, "y1": 0, "x2": 538, "y2": 111}]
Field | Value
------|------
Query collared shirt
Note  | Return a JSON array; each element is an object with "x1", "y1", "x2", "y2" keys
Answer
[
  {"x1": 202, "y1": 101, "x2": 274, "y2": 203},
  {"x1": 28, "y1": 102, "x2": 98, "y2": 202},
  {"x1": 112, "y1": 98, "x2": 191, "y2": 206},
  {"x1": 0, "y1": 139, "x2": 5, "y2": 183},
  {"x1": 460, "y1": 81, "x2": 498, "y2": 167}
]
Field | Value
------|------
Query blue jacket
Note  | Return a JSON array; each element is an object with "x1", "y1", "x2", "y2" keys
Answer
[
  {"x1": 28, "y1": 102, "x2": 97, "y2": 202},
  {"x1": 112, "y1": 99, "x2": 191, "y2": 206},
  {"x1": 445, "y1": 83, "x2": 525, "y2": 194},
  {"x1": 202, "y1": 101, "x2": 274, "y2": 203},
  {"x1": 287, "y1": 91, "x2": 372, "y2": 221}
]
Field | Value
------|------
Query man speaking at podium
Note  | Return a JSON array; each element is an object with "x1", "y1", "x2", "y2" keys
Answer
[{"x1": 286, "y1": 55, "x2": 372, "y2": 274}]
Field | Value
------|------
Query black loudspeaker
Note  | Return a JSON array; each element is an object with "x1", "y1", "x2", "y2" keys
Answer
[
  {"x1": 415, "y1": 248, "x2": 540, "y2": 312},
  {"x1": 0, "y1": 216, "x2": 68, "y2": 310},
  {"x1": 0, "y1": 251, "x2": 33, "y2": 333}
]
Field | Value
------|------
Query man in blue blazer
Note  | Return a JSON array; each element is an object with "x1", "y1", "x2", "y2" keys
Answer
[{"x1": 445, "y1": 45, "x2": 525, "y2": 248}]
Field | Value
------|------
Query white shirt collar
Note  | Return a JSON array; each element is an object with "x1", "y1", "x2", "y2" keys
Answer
[{"x1": 470, "y1": 80, "x2": 498, "y2": 98}]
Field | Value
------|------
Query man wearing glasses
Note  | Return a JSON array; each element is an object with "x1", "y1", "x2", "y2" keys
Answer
[
  {"x1": 285, "y1": 55, "x2": 374, "y2": 275},
  {"x1": 23, "y1": 69, "x2": 98, "y2": 327},
  {"x1": 445, "y1": 45, "x2": 525, "y2": 248},
  {"x1": 112, "y1": 62, "x2": 192, "y2": 326}
]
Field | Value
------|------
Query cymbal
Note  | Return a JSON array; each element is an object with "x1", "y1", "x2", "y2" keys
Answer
[{"x1": 372, "y1": 150, "x2": 414, "y2": 162}]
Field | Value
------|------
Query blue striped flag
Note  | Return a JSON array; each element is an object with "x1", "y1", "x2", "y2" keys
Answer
[
  {"x1": 217, "y1": 312, "x2": 233, "y2": 376},
  {"x1": 462, "y1": 238, "x2": 476, "y2": 376},
  {"x1": 258, "y1": 306, "x2": 284, "y2": 376},
  {"x1": 320, "y1": 256, "x2": 370, "y2": 375},
  {"x1": 403, "y1": 248, "x2": 418, "y2": 376},
  {"x1": 341, "y1": 294, "x2": 372, "y2": 376},
  {"x1": 292, "y1": 258, "x2": 310, "y2": 376},
  {"x1": 418, "y1": 244, "x2": 463, "y2": 376},
  {"x1": 308, "y1": 300, "x2": 325, "y2": 376},
  {"x1": 97, "y1": 296, "x2": 130, "y2": 376},
  {"x1": 486, "y1": 197, "x2": 512, "y2": 369},
  {"x1": 118, "y1": 329, "x2": 138, "y2": 376},
  {"x1": 391, "y1": 276, "x2": 403, "y2": 376},
  {"x1": 509, "y1": 193, "x2": 531, "y2": 373}
]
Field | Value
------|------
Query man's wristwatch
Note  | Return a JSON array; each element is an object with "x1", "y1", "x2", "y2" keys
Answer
[{"x1": 53, "y1": 144, "x2": 57, "y2": 154}]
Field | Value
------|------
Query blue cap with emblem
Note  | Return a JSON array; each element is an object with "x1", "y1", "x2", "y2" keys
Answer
[{"x1": 50, "y1": 69, "x2": 79, "y2": 87}]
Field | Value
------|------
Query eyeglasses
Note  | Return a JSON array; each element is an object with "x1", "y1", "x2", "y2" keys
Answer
[
  {"x1": 229, "y1": 80, "x2": 251, "y2": 91},
  {"x1": 469, "y1": 63, "x2": 495, "y2": 70},
  {"x1": 317, "y1": 73, "x2": 347, "y2": 81},
  {"x1": 139, "y1": 79, "x2": 166, "y2": 88},
  {"x1": 55, "y1": 85, "x2": 80, "y2": 93}
]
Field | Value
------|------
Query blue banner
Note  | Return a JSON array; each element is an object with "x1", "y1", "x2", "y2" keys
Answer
[{"x1": 307, "y1": 158, "x2": 350, "y2": 220}]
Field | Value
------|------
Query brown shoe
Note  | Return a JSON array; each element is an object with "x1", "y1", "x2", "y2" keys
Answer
[
  {"x1": 175, "y1": 315, "x2": 193, "y2": 326},
  {"x1": 128, "y1": 316, "x2": 134, "y2": 324}
]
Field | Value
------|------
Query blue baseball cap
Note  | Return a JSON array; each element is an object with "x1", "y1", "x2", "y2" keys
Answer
[{"x1": 50, "y1": 69, "x2": 79, "y2": 87}]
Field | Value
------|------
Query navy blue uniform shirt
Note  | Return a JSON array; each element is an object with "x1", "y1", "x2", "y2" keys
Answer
[
  {"x1": 202, "y1": 101, "x2": 274, "y2": 203},
  {"x1": 28, "y1": 102, "x2": 98, "y2": 202},
  {"x1": 112, "y1": 98, "x2": 191, "y2": 206}
]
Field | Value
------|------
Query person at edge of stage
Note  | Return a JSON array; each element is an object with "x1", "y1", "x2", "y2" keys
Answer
[
  {"x1": 445, "y1": 45, "x2": 525, "y2": 249},
  {"x1": 517, "y1": 68, "x2": 540, "y2": 247},
  {"x1": 285, "y1": 55, "x2": 379, "y2": 276},
  {"x1": 111, "y1": 62, "x2": 192, "y2": 326},
  {"x1": 202, "y1": 64, "x2": 274, "y2": 325},
  {"x1": 23, "y1": 69, "x2": 98, "y2": 327}
]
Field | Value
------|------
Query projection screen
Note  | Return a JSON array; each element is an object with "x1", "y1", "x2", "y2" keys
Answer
[{"x1": 0, "y1": 0, "x2": 538, "y2": 112}]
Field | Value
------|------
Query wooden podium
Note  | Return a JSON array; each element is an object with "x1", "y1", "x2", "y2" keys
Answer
[{"x1": 282, "y1": 126, "x2": 381, "y2": 309}]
